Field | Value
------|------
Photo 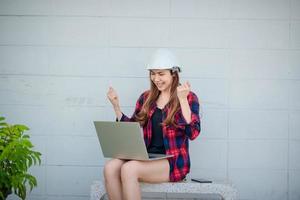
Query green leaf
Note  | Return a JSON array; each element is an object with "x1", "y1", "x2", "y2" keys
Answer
[
  {"x1": 32, "y1": 155, "x2": 37, "y2": 166},
  {"x1": 22, "y1": 134, "x2": 30, "y2": 139},
  {"x1": 21, "y1": 139, "x2": 33, "y2": 148},
  {"x1": 27, "y1": 155, "x2": 33, "y2": 168},
  {"x1": 14, "y1": 124, "x2": 29, "y2": 131},
  {"x1": 0, "y1": 122, "x2": 8, "y2": 126}
]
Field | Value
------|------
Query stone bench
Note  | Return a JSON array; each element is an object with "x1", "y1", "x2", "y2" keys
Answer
[{"x1": 90, "y1": 180, "x2": 238, "y2": 200}]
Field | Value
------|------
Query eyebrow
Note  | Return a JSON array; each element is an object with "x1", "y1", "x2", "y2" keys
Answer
[{"x1": 150, "y1": 71, "x2": 165, "y2": 74}]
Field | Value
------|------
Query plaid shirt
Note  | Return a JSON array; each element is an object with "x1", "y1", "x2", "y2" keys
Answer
[{"x1": 120, "y1": 90, "x2": 201, "y2": 182}]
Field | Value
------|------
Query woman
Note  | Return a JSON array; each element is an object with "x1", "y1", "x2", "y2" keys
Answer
[{"x1": 105, "y1": 49, "x2": 201, "y2": 200}]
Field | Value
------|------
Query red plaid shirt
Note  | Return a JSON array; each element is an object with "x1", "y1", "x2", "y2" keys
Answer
[{"x1": 120, "y1": 90, "x2": 201, "y2": 182}]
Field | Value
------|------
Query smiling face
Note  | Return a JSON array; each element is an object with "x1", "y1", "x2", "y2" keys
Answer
[{"x1": 150, "y1": 69, "x2": 173, "y2": 93}]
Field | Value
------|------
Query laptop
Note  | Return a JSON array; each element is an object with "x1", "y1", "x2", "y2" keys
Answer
[{"x1": 94, "y1": 121, "x2": 173, "y2": 161}]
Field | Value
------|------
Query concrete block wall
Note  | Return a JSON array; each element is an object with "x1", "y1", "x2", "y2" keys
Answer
[{"x1": 0, "y1": 0, "x2": 299, "y2": 200}]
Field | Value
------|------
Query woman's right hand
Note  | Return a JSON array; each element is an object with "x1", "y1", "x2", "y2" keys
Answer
[
  {"x1": 107, "y1": 87, "x2": 119, "y2": 108},
  {"x1": 107, "y1": 87, "x2": 123, "y2": 120}
]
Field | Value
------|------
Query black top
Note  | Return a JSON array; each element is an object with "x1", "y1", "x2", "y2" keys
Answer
[{"x1": 147, "y1": 107, "x2": 166, "y2": 154}]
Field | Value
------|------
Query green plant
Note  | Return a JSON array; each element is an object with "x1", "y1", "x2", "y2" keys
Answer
[{"x1": 0, "y1": 116, "x2": 41, "y2": 200}]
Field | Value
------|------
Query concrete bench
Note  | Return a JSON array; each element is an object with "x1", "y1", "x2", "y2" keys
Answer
[{"x1": 90, "y1": 180, "x2": 238, "y2": 200}]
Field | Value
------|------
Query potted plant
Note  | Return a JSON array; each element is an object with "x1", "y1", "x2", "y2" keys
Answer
[{"x1": 0, "y1": 116, "x2": 41, "y2": 200}]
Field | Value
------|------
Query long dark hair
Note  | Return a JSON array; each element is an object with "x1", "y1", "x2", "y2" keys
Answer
[{"x1": 135, "y1": 70, "x2": 180, "y2": 127}]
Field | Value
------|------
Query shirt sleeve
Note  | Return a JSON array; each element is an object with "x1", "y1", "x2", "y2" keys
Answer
[{"x1": 178, "y1": 92, "x2": 201, "y2": 140}]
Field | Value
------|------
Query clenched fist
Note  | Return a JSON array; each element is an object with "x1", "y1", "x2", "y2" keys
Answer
[{"x1": 177, "y1": 81, "x2": 191, "y2": 100}]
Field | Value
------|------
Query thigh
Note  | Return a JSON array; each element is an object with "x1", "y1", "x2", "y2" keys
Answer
[{"x1": 126, "y1": 159, "x2": 170, "y2": 183}]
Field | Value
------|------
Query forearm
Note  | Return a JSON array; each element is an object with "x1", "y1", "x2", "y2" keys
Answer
[
  {"x1": 179, "y1": 98, "x2": 191, "y2": 124},
  {"x1": 113, "y1": 105, "x2": 123, "y2": 121}
]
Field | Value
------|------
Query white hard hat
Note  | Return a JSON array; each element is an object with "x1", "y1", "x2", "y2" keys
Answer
[{"x1": 146, "y1": 48, "x2": 181, "y2": 72}]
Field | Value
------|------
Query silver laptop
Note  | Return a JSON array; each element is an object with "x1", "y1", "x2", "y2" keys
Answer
[{"x1": 94, "y1": 121, "x2": 173, "y2": 161}]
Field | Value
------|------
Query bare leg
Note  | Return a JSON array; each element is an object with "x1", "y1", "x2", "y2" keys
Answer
[
  {"x1": 120, "y1": 159, "x2": 169, "y2": 200},
  {"x1": 103, "y1": 159, "x2": 126, "y2": 200}
]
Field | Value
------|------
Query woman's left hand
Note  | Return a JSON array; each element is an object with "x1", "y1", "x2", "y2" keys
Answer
[{"x1": 177, "y1": 81, "x2": 191, "y2": 100}]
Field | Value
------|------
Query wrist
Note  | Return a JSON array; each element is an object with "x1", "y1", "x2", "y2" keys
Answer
[
  {"x1": 113, "y1": 105, "x2": 122, "y2": 114},
  {"x1": 113, "y1": 104, "x2": 120, "y2": 110},
  {"x1": 114, "y1": 108, "x2": 122, "y2": 121},
  {"x1": 178, "y1": 97, "x2": 188, "y2": 103}
]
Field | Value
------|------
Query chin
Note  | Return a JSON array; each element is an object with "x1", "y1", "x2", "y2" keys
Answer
[
  {"x1": 158, "y1": 88, "x2": 168, "y2": 92},
  {"x1": 156, "y1": 84, "x2": 169, "y2": 92}
]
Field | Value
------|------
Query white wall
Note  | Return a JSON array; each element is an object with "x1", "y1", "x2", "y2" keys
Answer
[{"x1": 0, "y1": 0, "x2": 299, "y2": 200}]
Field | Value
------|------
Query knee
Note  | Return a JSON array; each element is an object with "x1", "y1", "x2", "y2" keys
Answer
[
  {"x1": 103, "y1": 159, "x2": 123, "y2": 181},
  {"x1": 121, "y1": 161, "x2": 139, "y2": 182}
]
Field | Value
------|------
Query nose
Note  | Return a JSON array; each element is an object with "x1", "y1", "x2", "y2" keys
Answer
[{"x1": 153, "y1": 74, "x2": 160, "y2": 82}]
